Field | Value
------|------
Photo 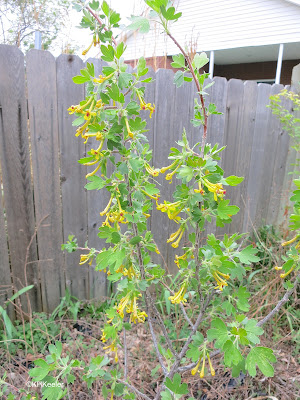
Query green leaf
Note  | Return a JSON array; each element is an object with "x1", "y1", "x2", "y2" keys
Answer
[
  {"x1": 245, "y1": 347, "x2": 276, "y2": 377},
  {"x1": 207, "y1": 318, "x2": 231, "y2": 349},
  {"x1": 129, "y1": 158, "x2": 144, "y2": 172},
  {"x1": 236, "y1": 286, "x2": 250, "y2": 312},
  {"x1": 85, "y1": 176, "x2": 106, "y2": 190},
  {"x1": 225, "y1": 175, "x2": 244, "y2": 186},
  {"x1": 192, "y1": 52, "x2": 209, "y2": 70},
  {"x1": 101, "y1": 44, "x2": 115, "y2": 62},
  {"x1": 72, "y1": 75, "x2": 90, "y2": 84},
  {"x1": 174, "y1": 70, "x2": 184, "y2": 88},
  {"x1": 86, "y1": 62, "x2": 95, "y2": 77},
  {"x1": 89, "y1": 0, "x2": 99, "y2": 11},
  {"x1": 137, "y1": 57, "x2": 148, "y2": 76},
  {"x1": 171, "y1": 53, "x2": 185, "y2": 69},
  {"x1": 160, "y1": 5, "x2": 182, "y2": 21},
  {"x1": 126, "y1": 101, "x2": 140, "y2": 115},
  {"x1": 29, "y1": 359, "x2": 50, "y2": 380},
  {"x1": 129, "y1": 236, "x2": 142, "y2": 245},
  {"x1": 102, "y1": 0, "x2": 110, "y2": 16},
  {"x1": 217, "y1": 199, "x2": 239, "y2": 220},
  {"x1": 223, "y1": 340, "x2": 243, "y2": 367},
  {"x1": 127, "y1": 16, "x2": 150, "y2": 34},
  {"x1": 118, "y1": 72, "x2": 132, "y2": 89},
  {"x1": 165, "y1": 373, "x2": 188, "y2": 395},
  {"x1": 115, "y1": 42, "x2": 125, "y2": 59},
  {"x1": 244, "y1": 319, "x2": 264, "y2": 344},
  {"x1": 178, "y1": 165, "x2": 194, "y2": 182},
  {"x1": 238, "y1": 245, "x2": 260, "y2": 265}
]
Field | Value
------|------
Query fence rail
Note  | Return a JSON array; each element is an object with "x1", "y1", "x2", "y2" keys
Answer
[{"x1": 0, "y1": 45, "x2": 296, "y2": 313}]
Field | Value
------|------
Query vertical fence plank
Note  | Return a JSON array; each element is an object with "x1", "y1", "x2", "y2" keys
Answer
[
  {"x1": 152, "y1": 69, "x2": 177, "y2": 271},
  {"x1": 0, "y1": 192, "x2": 13, "y2": 317},
  {"x1": 0, "y1": 45, "x2": 40, "y2": 312},
  {"x1": 253, "y1": 84, "x2": 284, "y2": 227},
  {"x1": 267, "y1": 87, "x2": 294, "y2": 227},
  {"x1": 231, "y1": 81, "x2": 258, "y2": 233},
  {"x1": 243, "y1": 83, "x2": 272, "y2": 232},
  {"x1": 168, "y1": 79, "x2": 193, "y2": 272},
  {"x1": 26, "y1": 50, "x2": 65, "y2": 312},
  {"x1": 57, "y1": 54, "x2": 89, "y2": 300},
  {"x1": 85, "y1": 58, "x2": 107, "y2": 299},
  {"x1": 216, "y1": 79, "x2": 244, "y2": 237},
  {"x1": 205, "y1": 77, "x2": 228, "y2": 238}
]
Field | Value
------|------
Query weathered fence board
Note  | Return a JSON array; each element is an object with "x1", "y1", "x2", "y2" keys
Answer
[
  {"x1": 26, "y1": 50, "x2": 65, "y2": 312},
  {"x1": 0, "y1": 45, "x2": 40, "y2": 312},
  {"x1": 243, "y1": 83, "x2": 273, "y2": 232},
  {"x1": 0, "y1": 45, "x2": 297, "y2": 311},
  {"x1": 57, "y1": 54, "x2": 89, "y2": 300},
  {"x1": 86, "y1": 58, "x2": 107, "y2": 299}
]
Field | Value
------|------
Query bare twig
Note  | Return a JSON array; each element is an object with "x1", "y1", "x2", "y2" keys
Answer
[
  {"x1": 117, "y1": 379, "x2": 152, "y2": 400},
  {"x1": 86, "y1": 6, "x2": 118, "y2": 47},
  {"x1": 257, "y1": 277, "x2": 299, "y2": 327},
  {"x1": 166, "y1": 31, "x2": 208, "y2": 156},
  {"x1": 123, "y1": 327, "x2": 128, "y2": 380}
]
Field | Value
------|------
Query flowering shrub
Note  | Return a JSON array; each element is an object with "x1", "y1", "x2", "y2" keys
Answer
[{"x1": 24, "y1": 1, "x2": 299, "y2": 399}]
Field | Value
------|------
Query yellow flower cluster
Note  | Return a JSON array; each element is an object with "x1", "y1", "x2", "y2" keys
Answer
[
  {"x1": 212, "y1": 271, "x2": 230, "y2": 291},
  {"x1": 202, "y1": 178, "x2": 226, "y2": 202},
  {"x1": 116, "y1": 292, "x2": 147, "y2": 323},
  {"x1": 100, "y1": 195, "x2": 128, "y2": 227},
  {"x1": 94, "y1": 72, "x2": 114, "y2": 84},
  {"x1": 115, "y1": 264, "x2": 137, "y2": 279},
  {"x1": 79, "y1": 254, "x2": 93, "y2": 266},
  {"x1": 82, "y1": 35, "x2": 100, "y2": 56},
  {"x1": 174, "y1": 251, "x2": 194, "y2": 268},
  {"x1": 167, "y1": 225, "x2": 185, "y2": 248},
  {"x1": 156, "y1": 200, "x2": 184, "y2": 221},
  {"x1": 191, "y1": 353, "x2": 215, "y2": 378},
  {"x1": 137, "y1": 91, "x2": 155, "y2": 118},
  {"x1": 160, "y1": 160, "x2": 181, "y2": 184},
  {"x1": 145, "y1": 162, "x2": 160, "y2": 177},
  {"x1": 103, "y1": 340, "x2": 119, "y2": 363},
  {"x1": 169, "y1": 282, "x2": 188, "y2": 304}
]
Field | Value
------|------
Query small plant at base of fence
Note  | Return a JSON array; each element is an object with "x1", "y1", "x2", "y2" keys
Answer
[{"x1": 13, "y1": 1, "x2": 298, "y2": 399}]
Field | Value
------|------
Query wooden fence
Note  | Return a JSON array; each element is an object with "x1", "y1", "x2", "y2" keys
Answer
[{"x1": 0, "y1": 44, "x2": 296, "y2": 313}]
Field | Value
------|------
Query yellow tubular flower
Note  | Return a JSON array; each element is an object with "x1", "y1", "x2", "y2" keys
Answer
[
  {"x1": 169, "y1": 282, "x2": 188, "y2": 304},
  {"x1": 167, "y1": 226, "x2": 185, "y2": 248},
  {"x1": 145, "y1": 162, "x2": 160, "y2": 177},
  {"x1": 94, "y1": 72, "x2": 115, "y2": 84},
  {"x1": 191, "y1": 357, "x2": 202, "y2": 376},
  {"x1": 165, "y1": 163, "x2": 181, "y2": 183},
  {"x1": 84, "y1": 100, "x2": 97, "y2": 121},
  {"x1": 207, "y1": 353, "x2": 215, "y2": 376},
  {"x1": 157, "y1": 200, "x2": 183, "y2": 220},
  {"x1": 203, "y1": 178, "x2": 226, "y2": 202},
  {"x1": 160, "y1": 160, "x2": 179, "y2": 174},
  {"x1": 137, "y1": 92, "x2": 155, "y2": 118},
  {"x1": 141, "y1": 189, "x2": 160, "y2": 201},
  {"x1": 79, "y1": 254, "x2": 93, "y2": 265},
  {"x1": 199, "y1": 356, "x2": 206, "y2": 378},
  {"x1": 282, "y1": 235, "x2": 299, "y2": 246},
  {"x1": 280, "y1": 264, "x2": 295, "y2": 279},
  {"x1": 212, "y1": 271, "x2": 230, "y2": 291},
  {"x1": 194, "y1": 181, "x2": 205, "y2": 194},
  {"x1": 103, "y1": 340, "x2": 118, "y2": 362},
  {"x1": 82, "y1": 39, "x2": 94, "y2": 56},
  {"x1": 174, "y1": 253, "x2": 187, "y2": 268},
  {"x1": 100, "y1": 195, "x2": 114, "y2": 216},
  {"x1": 86, "y1": 162, "x2": 101, "y2": 178},
  {"x1": 274, "y1": 266, "x2": 282, "y2": 270},
  {"x1": 124, "y1": 117, "x2": 134, "y2": 138},
  {"x1": 116, "y1": 292, "x2": 131, "y2": 318}
]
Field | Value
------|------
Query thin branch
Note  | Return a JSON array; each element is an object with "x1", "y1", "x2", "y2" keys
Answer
[
  {"x1": 123, "y1": 327, "x2": 128, "y2": 380},
  {"x1": 117, "y1": 379, "x2": 152, "y2": 400},
  {"x1": 149, "y1": 299, "x2": 179, "y2": 360},
  {"x1": 86, "y1": 6, "x2": 118, "y2": 47},
  {"x1": 166, "y1": 31, "x2": 208, "y2": 155},
  {"x1": 257, "y1": 277, "x2": 299, "y2": 327}
]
